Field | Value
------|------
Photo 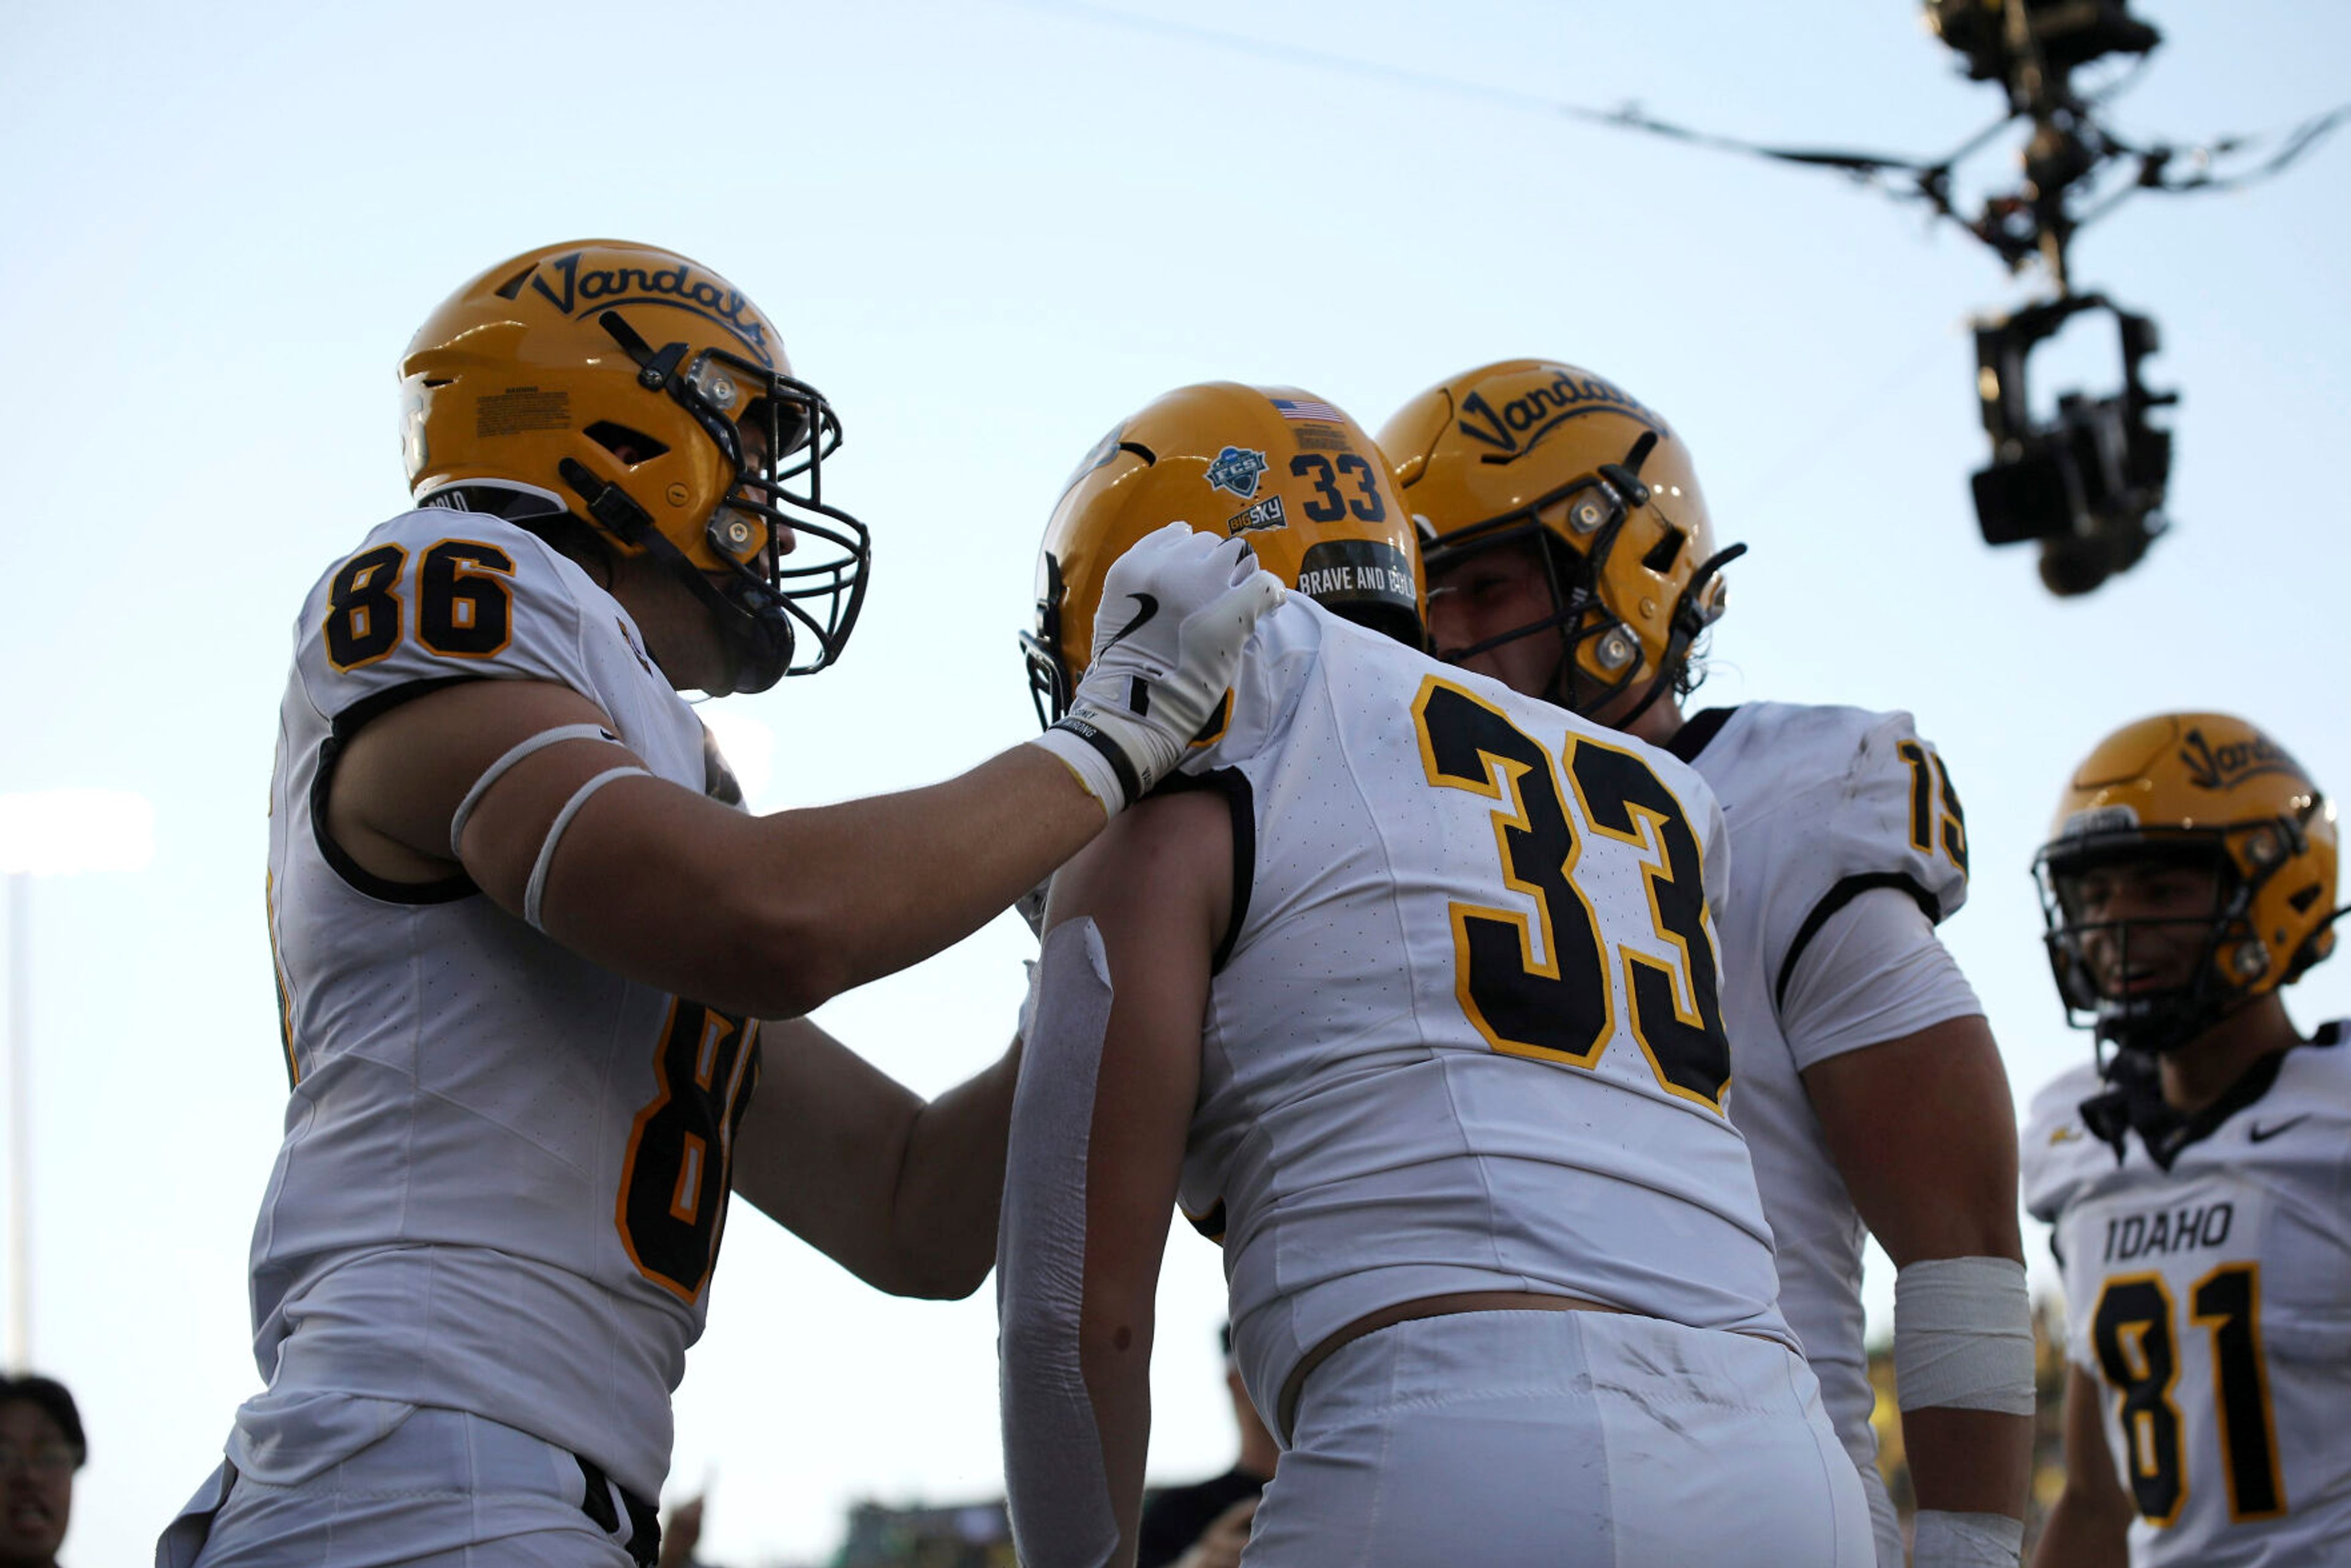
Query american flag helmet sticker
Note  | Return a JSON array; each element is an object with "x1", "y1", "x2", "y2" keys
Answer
[{"x1": 1270, "y1": 397, "x2": 1343, "y2": 424}]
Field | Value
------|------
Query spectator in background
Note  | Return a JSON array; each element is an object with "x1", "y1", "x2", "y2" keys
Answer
[
  {"x1": 0, "y1": 1375, "x2": 83, "y2": 1568},
  {"x1": 1136, "y1": 1327, "x2": 1277, "y2": 1568},
  {"x1": 656, "y1": 1494, "x2": 710, "y2": 1568}
]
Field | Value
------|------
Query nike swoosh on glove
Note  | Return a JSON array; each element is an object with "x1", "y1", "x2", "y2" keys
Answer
[{"x1": 1028, "y1": 522, "x2": 1284, "y2": 814}]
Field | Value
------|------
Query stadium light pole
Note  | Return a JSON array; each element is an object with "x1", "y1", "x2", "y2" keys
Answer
[{"x1": 1, "y1": 788, "x2": 155, "y2": 1373}]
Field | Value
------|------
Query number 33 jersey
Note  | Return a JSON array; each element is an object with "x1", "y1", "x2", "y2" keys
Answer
[
  {"x1": 1176, "y1": 599, "x2": 1792, "y2": 1423},
  {"x1": 257, "y1": 503, "x2": 759, "y2": 1500},
  {"x1": 2024, "y1": 1032, "x2": 2351, "y2": 1566}
]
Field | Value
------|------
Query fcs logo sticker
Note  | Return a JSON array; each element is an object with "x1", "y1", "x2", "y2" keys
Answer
[
  {"x1": 1457, "y1": 370, "x2": 1660, "y2": 465},
  {"x1": 2180, "y1": 728, "x2": 2304, "y2": 792},
  {"x1": 514, "y1": 250, "x2": 776, "y2": 367},
  {"x1": 1203, "y1": 446, "x2": 1270, "y2": 500}
]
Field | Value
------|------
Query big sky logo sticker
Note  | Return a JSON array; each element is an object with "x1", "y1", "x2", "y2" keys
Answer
[
  {"x1": 508, "y1": 250, "x2": 776, "y2": 368},
  {"x1": 1458, "y1": 369, "x2": 1660, "y2": 464}
]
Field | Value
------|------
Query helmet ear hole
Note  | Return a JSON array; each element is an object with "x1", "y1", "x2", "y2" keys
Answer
[
  {"x1": 583, "y1": 421, "x2": 671, "y2": 467},
  {"x1": 1641, "y1": 526, "x2": 1686, "y2": 574}
]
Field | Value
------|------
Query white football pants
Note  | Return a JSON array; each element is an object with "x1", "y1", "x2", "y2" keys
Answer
[
  {"x1": 156, "y1": 1402, "x2": 637, "y2": 1568},
  {"x1": 1859, "y1": 1451, "x2": 1905, "y2": 1568},
  {"x1": 1245, "y1": 1308, "x2": 1875, "y2": 1567}
]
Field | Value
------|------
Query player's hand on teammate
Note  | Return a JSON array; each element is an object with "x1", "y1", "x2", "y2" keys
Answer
[
  {"x1": 1049, "y1": 523, "x2": 1284, "y2": 808},
  {"x1": 1172, "y1": 1496, "x2": 1259, "y2": 1568}
]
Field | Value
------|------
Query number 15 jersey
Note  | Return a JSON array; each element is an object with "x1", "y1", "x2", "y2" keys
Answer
[
  {"x1": 1176, "y1": 599, "x2": 1792, "y2": 1425},
  {"x1": 256, "y1": 502, "x2": 759, "y2": 1501}
]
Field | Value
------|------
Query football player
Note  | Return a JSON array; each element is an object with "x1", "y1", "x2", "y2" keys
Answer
[
  {"x1": 1381, "y1": 361, "x2": 2034, "y2": 1568},
  {"x1": 158, "y1": 241, "x2": 1283, "y2": 1568},
  {"x1": 2023, "y1": 713, "x2": 2349, "y2": 1566},
  {"x1": 998, "y1": 384, "x2": 1871, "y2": 1566}
]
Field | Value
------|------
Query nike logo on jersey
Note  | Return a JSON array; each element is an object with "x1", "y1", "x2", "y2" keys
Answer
[
  {"x1": 1101, "y1": 593, "x2": 1159, "y2": 653},
  {"x1": 2248, "y1": 1114, "x2": 2310, "y2": 1143},
  {"x1": 2049, "y1": 1125, "x2": 2085, "y2": 1145}
]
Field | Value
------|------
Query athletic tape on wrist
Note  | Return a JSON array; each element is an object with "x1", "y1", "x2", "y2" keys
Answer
[
  {"x1": 997, "y1": 918, "x2": 1120, "y2": 1568},
  {"x1": 1893, "y1": 1255, "x2": 2035, "y2": 1415},
  {"x1": 449, "y1": 722, "x2": 626, "y2": 857},
  {"x1": 1030, "y1": 718, "x2": 1142, "y2": 816},
  {"x1": 523, "y1": 766, "x2": 650, "y2": 931},
  {"x1": 1911, "y1": 1509, "x2": 2023, "y2": 1567}
]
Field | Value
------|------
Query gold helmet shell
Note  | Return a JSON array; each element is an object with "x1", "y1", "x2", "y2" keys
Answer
[
  {"x1": 2035, "y1": 711, "x2": 2340, "y2": 1051},
  {"x1": 1022, "y1": 383, "x2": 1422, "y2": 724},
  {"x1": 1379, "y1": 359, "x2": 1737, "y2": 718},
  {"x1": 400, "y1": 239, "x2": 869, "y2": 691}
]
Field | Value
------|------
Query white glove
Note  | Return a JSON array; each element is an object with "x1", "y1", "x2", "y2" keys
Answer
[{"x1": 1029, "y1": 523, "x2": 1284, "y2": 814}]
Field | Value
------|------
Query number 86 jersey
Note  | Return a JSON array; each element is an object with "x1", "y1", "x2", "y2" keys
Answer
[
  {"x1": 2023, "y1": 1033, "x2": 2351, "y2": 1566},
  {"x1": 255, "y1": 504, "x2": 758, "y2": 1501}
]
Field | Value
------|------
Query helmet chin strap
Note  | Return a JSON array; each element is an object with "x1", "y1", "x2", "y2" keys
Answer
[
  {"x1": 1611, "y1": 542, "x2": 1748, "y2": 730},
  {"x1": 555, "y1": 457, "x2": 794, "y2": 694}
]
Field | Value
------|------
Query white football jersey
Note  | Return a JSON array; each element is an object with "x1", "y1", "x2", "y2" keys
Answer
[
  {"x1": 255, "y1": 502, "x2": 758, "y2": 1499},
  {"x1": 1176, "y1": 599, "x2": 1792, "y2": 1425},
  {"x1": 2023, "y1": 1030, "x2": 2351, "y2": 1566},
  {"x1": 1663, "y1": 702, "x2": 1975, "y2": 1484}
]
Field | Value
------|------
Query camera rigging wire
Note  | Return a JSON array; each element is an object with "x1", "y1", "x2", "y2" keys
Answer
[{"x1": 1011, "y1": 0, "x2": 2349, "y2": 261}]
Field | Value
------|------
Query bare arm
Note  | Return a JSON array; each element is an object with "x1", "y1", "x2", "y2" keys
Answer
[
  {"x1": 728, "y1": 1015, "x2": 1021, "y2": 1300},
  {"x1": 330, "y1": 677, "x2": 1106, "y2": 1018},
  {"x1": 1803, "y1": 1013, "x2": 2033, "y2": 1520},
  {"x1": 1043, "y1": 789, "x2": 1231, "y2": 1566},
  {"x1": 2030, "y1": 1365, "x2": 2132, "y2": 1568}
]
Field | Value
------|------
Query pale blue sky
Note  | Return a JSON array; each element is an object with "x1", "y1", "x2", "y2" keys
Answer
[{"x1": 2, "y1": 2, "x2": 2345, "y2": 1562}]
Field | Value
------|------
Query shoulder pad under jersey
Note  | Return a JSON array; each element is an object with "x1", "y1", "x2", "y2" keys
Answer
[
  {"x1": 2022, "y1": 1060, "x2": 2113, "y2": 1225},
  {"x1": 293, "y1": 509, "x2": 655, "y2": 725},
  {"x1": 1700, "y1": 702, "x2": 1971, "y2": 1007}
]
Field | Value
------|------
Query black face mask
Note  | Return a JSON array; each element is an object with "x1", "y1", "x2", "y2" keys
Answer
[
  {"x1": 2034, "y1": 837, "x2": 2252, "y2": 1059},
  {"x1": 1420, "y1": 432, "x2": 1739, "y2": 723},
  {"x1": 564, "y1": 311, "x2": 872, "y2": 694}
]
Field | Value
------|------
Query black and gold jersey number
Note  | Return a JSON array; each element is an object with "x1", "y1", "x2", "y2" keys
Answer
[
  {"x1": 1413, "y1": 676, "x2": 1731, "y2": 1111},
  {"x1": 323, "y1": 538, "x2": 516, "y2": 670},
  {"x1": 618, "y1": 1000, "x2": 762, "y2": 1302},
  {"x1": 1896, "y1": 738, "x2": 1968, "y2": 877},
  {"x1": 2091, "y1": 1264, "x2": 2285, "y2": 1526}
]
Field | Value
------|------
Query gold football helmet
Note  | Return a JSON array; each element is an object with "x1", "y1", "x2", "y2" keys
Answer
[
  {"x1": 1379, "y1": 359, "x2": 1740, "y2": 721},
  {"x1": 400, "y1": 239, "x2": 868, "y2": 692},
  {"x1": 1023, "y1": 383, "x2": 1422, "y2": 725},
  {"x1": 2034, "y1": 712, "x2": 2341, "y2": 1054}
]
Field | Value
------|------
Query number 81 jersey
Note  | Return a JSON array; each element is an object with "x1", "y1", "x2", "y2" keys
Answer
[
  {"x1": 257, "y1": 504, "x2": 757, "y2": 1501},
  {"x1": 2023, "y1": 1033, "x2": 2351, "y2": 1566}
]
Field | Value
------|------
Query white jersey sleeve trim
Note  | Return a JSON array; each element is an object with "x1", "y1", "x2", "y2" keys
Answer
[{"x1": 1779, "y1": 885, "x2": 1984, "y2": 1070}]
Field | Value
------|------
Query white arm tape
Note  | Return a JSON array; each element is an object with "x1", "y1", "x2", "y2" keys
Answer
[
  {"x1": 1893, "y1": 1255, "x2": 2035, "y2": 1415},
  {"x1": 997, "y1": 918, "x2": 1120, "y2": 1568},
  {"x1": 1027, "y1": 725, "x2": 1127, "y2": 819},
  {"x1": 448, "y1": 721, "x2": 626, "y2": 857},
  {"x1": 1911, "y1": 1509, "x2": 2024, "y2": 1567},
  {"x1": 522, "y1": 765, "x2": 649, "y2": 931}
]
